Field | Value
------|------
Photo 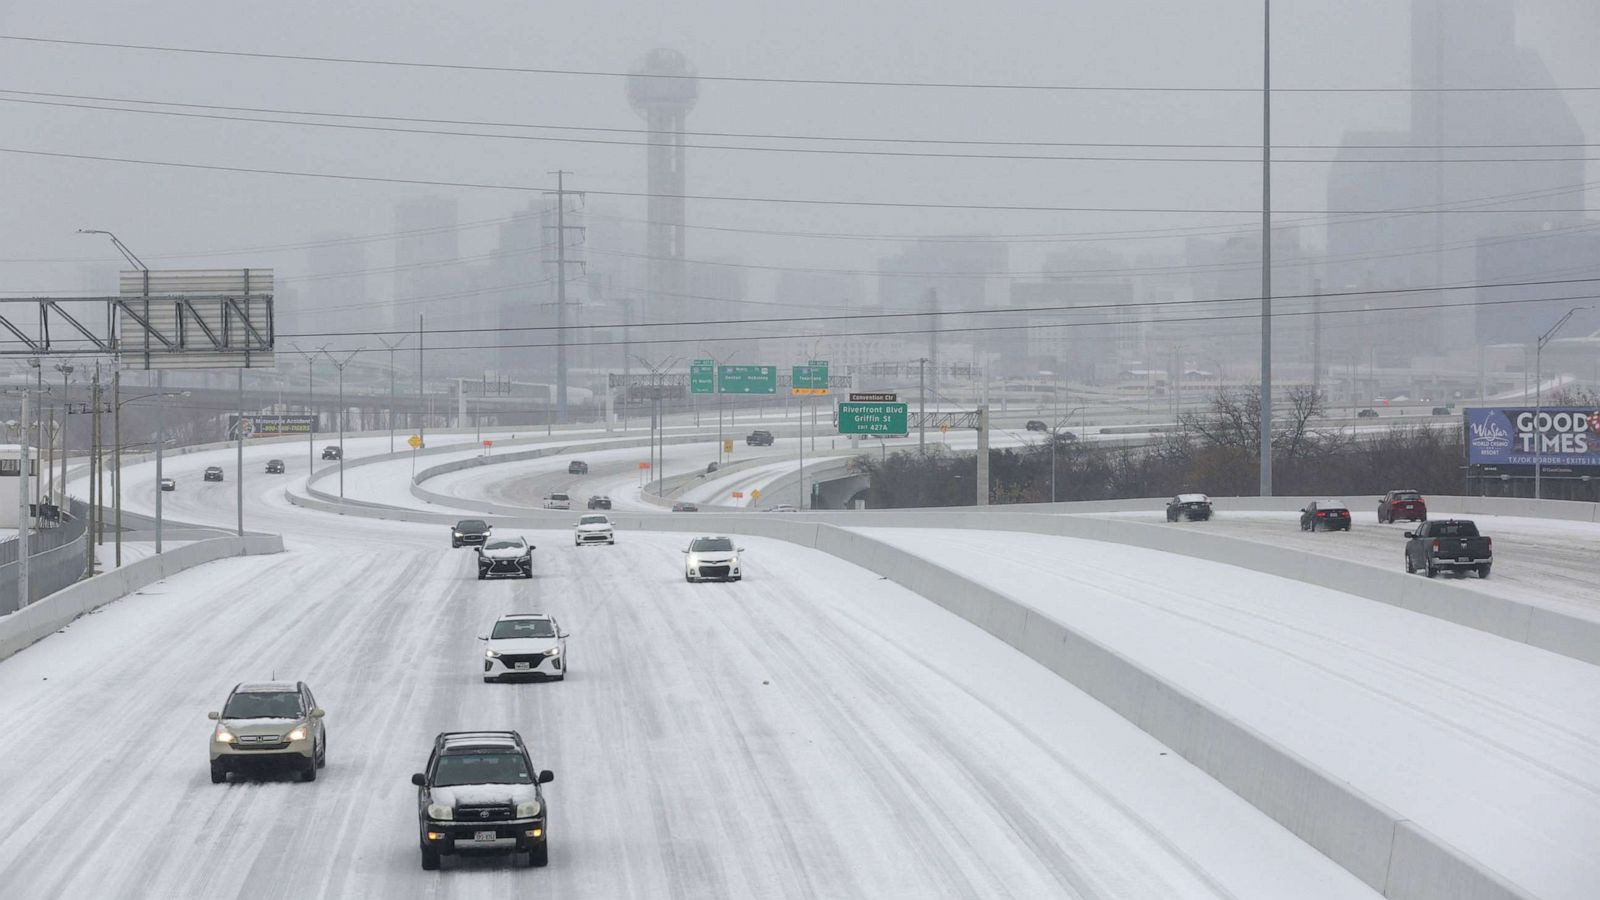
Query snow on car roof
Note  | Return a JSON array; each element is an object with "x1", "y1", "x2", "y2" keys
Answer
[
  {"x1": 497, "y1": 612, "x2": 552, "y2": 621},
  {"x1": 236, "y1": 681, "x2": 298, "y2": 693},
  {"x1": 1175, "y1": 493, "x2": 1209, "y2": 503}
]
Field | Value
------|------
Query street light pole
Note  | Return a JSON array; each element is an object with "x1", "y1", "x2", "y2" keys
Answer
[
  {"x1": 1258, "y1": 0, "x2": 1274, "y2": 498},
  {"x1": 113, "y1": 370, "x2": 121, "y2": 567},
  {"x1": 155, "y1": 370, "x2": 164, "y2": 554},
  {"x1": 1534, "y1": 305, "x2": 1591, "y2": 499},
  {"x1": 322, "y1": 349, "x2": 362, "y2": 502},
  {"x1": 378, "y1": 335, "x2": 408, "y2": 454}
]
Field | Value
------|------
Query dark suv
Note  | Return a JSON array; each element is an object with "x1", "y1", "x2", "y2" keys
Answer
[
  {"x1": 412, "y1": 731, "x2": 554, "y2": 870},
  {"x1": 451, "y1": 519, "x2": 493, "y2": 548},
  {"x1": 567, "y1": 460, "x2": 588, "y2": 475},
  {"x1": 321, "y1": 445, "x2": 342, "y2": 460},
  {"x1": 265, "y1": 459, "x2": 286, "y2": 474},
  {"x1": 746, "y1": 430, "x2": 774, "y2": 446},
  {"x1": 203, "y1": 466, "x2": 224, "y2": 482}
]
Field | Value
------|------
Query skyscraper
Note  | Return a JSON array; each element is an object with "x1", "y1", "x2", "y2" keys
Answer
[{"x1": 627, "y1": 49, "x2": 698, "y2": 337}]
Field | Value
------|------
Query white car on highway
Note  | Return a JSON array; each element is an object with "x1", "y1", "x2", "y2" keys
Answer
[
  {"x1": 543, "y1": 492, "x2": 571, "y2": 510},
  {"x1": 683, "y1": 535, "x2": 742, "y2": 583},
  {"x1": 480, "y1": 613, "x2": 568, "y2": 682},
  {"x1": 573, "y1": 513, "x2": 615, "y2": 546}
]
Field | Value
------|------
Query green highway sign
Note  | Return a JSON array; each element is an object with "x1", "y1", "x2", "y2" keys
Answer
[
  {"x1": 838, "y1": 401, "x2": 908, "y2": 435},
  {"x1": 690, "y1": 360, "x2": 715, "y2": 394},
  {"x1": 719, "y1": 365, "x2": 777, "y2": 394},
  {"x1": 791, "y1": 361, "x2": 830, "y2": 395}
]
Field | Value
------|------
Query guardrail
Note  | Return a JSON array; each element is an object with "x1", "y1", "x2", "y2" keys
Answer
[{"x1": 0, "y1": 532, "x2": 284, "y2": 663}]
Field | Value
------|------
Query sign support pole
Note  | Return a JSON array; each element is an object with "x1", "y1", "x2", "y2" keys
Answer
[{"x1": 237, "y1": 368, "x2": 245, "y2": 536}]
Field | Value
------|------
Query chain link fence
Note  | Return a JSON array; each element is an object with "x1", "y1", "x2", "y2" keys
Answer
[{"x1": 0, "y1": 499, "x2": 89, "y2": 615}]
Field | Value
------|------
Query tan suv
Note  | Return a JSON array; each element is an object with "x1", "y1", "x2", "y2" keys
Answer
[{"x1": 208, "y1": 681, "x2": 327, "y2": 783}]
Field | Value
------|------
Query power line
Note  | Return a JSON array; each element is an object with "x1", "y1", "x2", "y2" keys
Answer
[
  {"x1": 5, "y1": 35, "x2": 1598, "y2": 93},
  {"x1": 4, "y1": 87, "x2": 1598, "y2": 151},
  {"x1": 6, "y1": 93, "x2": 1598, "y2": 163},
  {"x1": 273, "y1": 275, "x2": 1600, "y2": 341},
  {"x1": 1, "y1": 145, "x2": 1594, "y2": 215}
]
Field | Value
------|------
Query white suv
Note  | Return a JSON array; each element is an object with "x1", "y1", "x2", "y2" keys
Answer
[
  {"x1": 573, "y1": 514, "x2": 615, "y2": 546},
  {"x1": 683, "y1": 536, "x2": 742, "y2": 583},
  {"x1": 481, "y1": 613, "x2": 568, "y2": 682},
  {"x1": 543, "y1": 492, "x2": 571, "y2": 510}
]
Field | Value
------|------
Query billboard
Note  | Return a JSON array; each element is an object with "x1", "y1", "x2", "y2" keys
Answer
[
  {"x1": 1465, "y1": 407, "x2": 1600, "y2": 468},
  {"x1": 228, "y1": 414, "x2": 317, "y2": 440}
]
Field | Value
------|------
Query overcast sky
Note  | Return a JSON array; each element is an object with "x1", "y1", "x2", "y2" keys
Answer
[{"x1": 0, "y1": 0, "x2": 1594, "y2": 305}]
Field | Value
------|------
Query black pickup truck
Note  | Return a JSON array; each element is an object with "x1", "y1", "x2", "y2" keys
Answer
[{"x1": 1404, "y1": 519, "x2": 1492, "y2": 578}]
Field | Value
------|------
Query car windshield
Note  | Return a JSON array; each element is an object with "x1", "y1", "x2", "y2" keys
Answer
[
  {"x1": 492, "y1": 619, "x2": 557, "y2": 639},
  {"x1": 223, "y1": 691, "x2": 302, "y2": 719},
  {"x1": 483, "y1": 539, "x2": 523, "y2": 551},
  {"x1": 1393, "y1": 492, "x2": 1421, "y2": 501},
  {"x1": 550, "y1": 494, "x2": 570, "y2": 501},
  {"x1": 1433, "y1": 522, "x2": 1480, "y2": 538},
  {"x1": 433, "y1": 752, "x2": 532, "y2": 787},
  {"x1": 691, "y1": 538, "x2": 734, "y2": 552},
  {"x1": 580, "y1": 515, "x2": 608, "y2": 525},
  {"x1": 456, "y1": 520, "x2": 488, "y2": 532}
]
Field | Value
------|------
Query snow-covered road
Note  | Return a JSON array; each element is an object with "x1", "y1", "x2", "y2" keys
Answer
[
  {"x1": 0, "y1": 439, "x2": 1375, "y2": 897},
  {"x1": 854, "y1": 527, "x2": 1600, "y2": 900}
]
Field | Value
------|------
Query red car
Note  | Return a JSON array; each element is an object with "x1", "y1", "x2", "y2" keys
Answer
[{"x1": 1378, "y1": 490, "x2": 1427, "y2": 524}]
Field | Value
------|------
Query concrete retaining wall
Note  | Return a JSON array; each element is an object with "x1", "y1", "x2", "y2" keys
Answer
[
  {"x1": 0, "y1": 534, "x2": 284, "y2": 663},
  {"x1": 275, "y1": 493, "x2": 1535, "y2": 898}
]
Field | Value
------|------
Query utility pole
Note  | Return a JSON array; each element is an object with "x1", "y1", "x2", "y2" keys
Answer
[
  {"x1": 289, "y1": 344, "x2": 326, "y2": 474},
  {"x1": 545, "y1": 171, "x2": 586, "y2": 425},
  {"x1": 17, "y1": 391, "x2": 30, "y2": 607},
  {"x1": 1258, "y1": 0, "x2": 1274, "y2": 498},
  {"x1": 378, "y1": 334, "x2": 408, "y2": 453},
  {"x1": 155, "y1": 370, "x2": 164, "y2": 554},
  {"x1": 976, "y1": 404, "x2": 990, "y2": 506},
  {"x1": 927, "y1": 288, "x2": 940, "y2": 422},
  {"x1": 917, "y1": 357, "x2": 929, "y2": 455},
  {"x1": 1311, "y1": 278, "x2": 1322, "y2": 397},
  {"x1": 113, "y1": 370, "x2": 121, "y2": 567},
  {"x1": 236, "y1": 368, "x2": 245, "y2": 537},
  {"x1": 323, "y1": 349, "x2": 363, "y2": 503},
  {"x1": 88, "y1": 368, "x2": 100, "y2": 575},
  {"x1": 1534, "y1": 306, "x2": 1590, "y2": 499},
  {"x1": 418, "y1": 314, "x2": 426, "y2": 449}
]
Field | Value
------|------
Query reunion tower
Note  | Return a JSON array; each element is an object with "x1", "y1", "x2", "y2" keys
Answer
[{"x1": 626, "y1": 49, "x2": 699, "y2": 328}]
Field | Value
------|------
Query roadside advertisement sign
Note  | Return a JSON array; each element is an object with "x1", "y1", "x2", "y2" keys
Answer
[
  {"x1": 228, "y1": 414, "x2": 316, "y2": 440},
  {"x1": 1465, "y1": 406, "x2": 1600, "y2": 468}
]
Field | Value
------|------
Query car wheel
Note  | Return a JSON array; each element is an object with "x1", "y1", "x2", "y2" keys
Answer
[
  {"x1": 685, "y1": 574, "x2": 695, "y2": 583},
  {"x1": 421, "y1": 844, "x2": 442, "y2": 871},
  {"x1": 210, "y1": 759, "x2": 227, "y2": 784},
  {"x1": 1404, "y1": 554, "x2": 1414, "y2": 574},
  {"x1": 483, "y1": 675, "x2": 498, "y2": 683},
  {"x1": 476, "y1": 571, "x2": 486, "y2": 581},
  {"x1": 527, "y1": 841, "x2": 549, "y2": 868},
  {"x1": 1478, "y1": 564, "x2": 1492, "y2": 579},
  {"x1": 1419, "y1": 514, "x2": 1427, "y2": 522},
  {"x1": 608, "y1": 539, "x2": 616, "y2": 545},
  {"x1": 1425, "y1": 563, "x2": 1438, "y2": 578},
  {"x1": 301, "y1": 756, "x2": 318, "y2": 782},
  {"x1": 1377, "y1": 511, "x2": 1386, "y2": 524}
]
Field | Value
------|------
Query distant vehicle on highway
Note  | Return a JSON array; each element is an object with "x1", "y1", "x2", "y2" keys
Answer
[
  {"x1": 671, "y1": 501, "x2": 699, "y2": 512},
  {"x1": 746, "y1": 430, "x2": 774, "y2": 446},
  {"x1": 586, "y1": 495, "x2": 612, "y2": 510},
  {"x1": 1299, "y1": 500, "x2": 1351, "y2": 532},
  {"x1": 203, "y1": 466, "x2": 224, "y2": 482},
  {"x1": 321, "y1": 445, "x2": 342, "y2": 460},
  {"x1": 1431, "y1": 407, "x2": 1451, "y2": 416},
  {"x1": 573, "y1": 513, "x2": 615, "y2": 546},
  {"x1": 684, "y1": 535, "x2": 742, "y2": 582},
  {"x1": 567, "y1": 460, "x2": 588, "y2": 475},
  {"x1": 265, "y1": 459, "x2": 285, "y2": 474},
  {"x1": 480, "y1": 613, "x2": 567, "y2": 682},
  {"x1": 1357, "y1": 409, "x2": 1379, "y2": 419},
  {"x1": 208, "y1": 680, "x2": 327, "y2": 784},
  {"x1": 1025, "y1": 420, "x2": 1048, "y2": 432},
  {"x1": 477, "y1": 537, "x2": 534, "y2": 580},
  {"x1": 705, "y1": 461, "x2": 720, "y2": 473},
  {"x1": 1404, "y1": 519, "x2": 1492, "y2": 579},
  {"x1": 1165, "y1": 493, "x2": 1211, "y2": 522},
  {"x1": 412, "y1": 730, "x2": 554, "y2": 870},
  {"x1": 1378, "y1": 490, "x2": 1427, "y2": 524},
  {"x1": 767, "y1": 504, "x2": 799, "y2": 513},
  {"x1": 451, "y1": 519, "x2": 492, "y2": 548},
  {"x1": 543, "y1": 492, "x2": 571, "y2": 510},
  {"x1": 159, "y1": 477, "x2": 176, "y2": 491}
]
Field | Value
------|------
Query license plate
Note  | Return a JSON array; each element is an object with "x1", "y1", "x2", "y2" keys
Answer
[
  {"x1": 514, "y1": 662, "x2": 530, "y2": 670},
  {"x1": 474, "y1": 830, "x2": 497, "y2": 842},
  {"x1": 1458, "y1": 557, "x2": 1470, "y2": 562}
]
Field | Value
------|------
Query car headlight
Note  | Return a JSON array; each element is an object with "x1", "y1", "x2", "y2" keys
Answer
[
  {"x1": 516, "y1": 800, "x2": 542, "y2": 818},
  {"x1": 688, "y1": 568, "x2": 698, "y2": 575},
  {"x1": 485, "y1": 649, "x2": 501, "y2": 659},
  {"x1": 543, "y1": 647, "x2": 562, "y2": 657},
  {"x1": 426, "y1": 803, "x2": 453, "y2": 820},
  {"x1": 286, "y1": 725, "x2": 309, "y2": 742},
  {"x1": 214, "y1": 728, "x2": 235, "y2": 744}
]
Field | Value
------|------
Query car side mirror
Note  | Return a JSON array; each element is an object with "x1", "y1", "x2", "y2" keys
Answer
[
  {"x1": 411, "y1": 773, "x2": 427, "y2": 787},
  {"x1": 207, "y1": 711, "x2": 220, "y2": 720},
  {"x1": 570, "y1": 523, "x2": 577, "y2": 527},
  {"x1": 559, "y1": 632, "x2": 570, "y2": 638},
  {"x1": 681, "y1": 549, "x2": 689, "y2": 554},
  {"x1": 477, "y1": 635, "x2": 488, "y2": 641},
  {"x1": 537, "y1": 770, "x2": 555, "y2": 784},
  {"x1": 311, "y1": 708, "x2": 326, "y2": 719},
  {"x1": 738, "y1": 547, "x2": 746, "y2": 552},
  {"x1": 1403, "y1": 532, "x2": 1415, "y2": 539}
]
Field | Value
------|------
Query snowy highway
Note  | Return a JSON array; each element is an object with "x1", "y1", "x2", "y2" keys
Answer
[{"x1": 0, "y1": 437, "x2": 1377, "y2": 898}]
